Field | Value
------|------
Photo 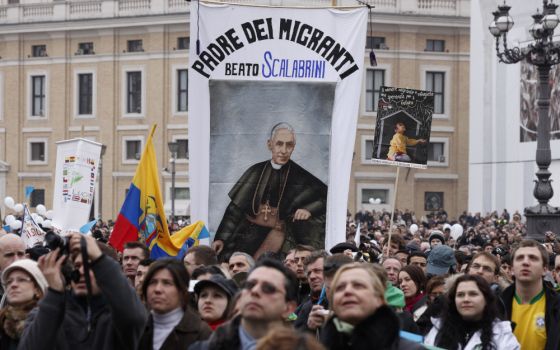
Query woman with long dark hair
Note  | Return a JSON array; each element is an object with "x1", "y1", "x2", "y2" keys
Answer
[
  {"x1": 424, "y1": 274, "x2": 519, "y2": 350},
  {"x1": 398, "y1": 265, "x2": 427, "y2": 321}
]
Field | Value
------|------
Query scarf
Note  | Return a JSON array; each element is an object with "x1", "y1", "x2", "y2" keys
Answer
[
  {"x1": 0, "y1": 300, "x2": 37, "y2": 339},
  {"x1": 404, "y1": 292, "x2": 424, "y2": 313}
]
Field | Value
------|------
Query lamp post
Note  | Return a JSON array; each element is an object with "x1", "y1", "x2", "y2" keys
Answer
[
  {"x1": 489, "y1": 0, "x2": 560, "y2": 241},
  {"x1": 167, "y1": 141, "x2": 179, "y2": 227}
]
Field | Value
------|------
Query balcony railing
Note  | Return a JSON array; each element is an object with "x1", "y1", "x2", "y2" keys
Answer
[{"x1": 0, "y1": 0, "x2": 468, "y2": 24}]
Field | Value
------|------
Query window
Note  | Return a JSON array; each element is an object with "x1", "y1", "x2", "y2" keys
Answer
[
  {"x1": 361, "y1": 189, "x2": 388, "y2": 204},
  {"x1": 425, "y1": 192, "x2": 444, "y2": 211},
  {"x1": 77, "y1": 42, "x2": 94, "y2": 55},
  {"x1": 177, "y1": 69, "x2": 188, "y2": 112},
  {"x1": 78, "y1": 73, "x2": 93, "y2": 115},
  {"x1": 427, "y1": 142, "x2": 445, "y2": 163},
  {"x1": 173, "y1": 187, "x2": 190, "y2": 200},
  {"x1": 365, "y1": 69, "x2": 385, "y2": 112},
  {"x1": 30, "y1": 189, "x2": 45, "y2": 208},
  {"x1": 366, "y1": 36, "x2": 386, "y2": 49},
  {"x1": 126, "y1": 71, "x2": 142, "y2": 114},
  {"x1": 426, "y1": 39, "x2": 445, "y2": 52},
  {"x1": 125, "y1": 139, "x2": 141, "y2": 161},
  {"x1": 8, "y1": 0, "x2": 19, "y2": 4},
  {"x1": 177, "y1": 37, "x2": 189, "y2": 50},
  {"x1": 426, "y1": 72, "x2": 445, "y2": 114},
  {"x1": 27, "y1": 139, "x2": 47, "y2": 164},
  {"x1": 127, "y1": 40, "x2": 143, "y2": 52},
  {"x1": 176, "y1": 139, "x2": 188, "y2": 159},
  {"x1": 31, "y1": 75, "x2": 46, "y2": 117},
  {"x1": 365, "y1": 139, "x2": 374, "y2": 160},
  {"x1": 31, "y1": 45, "x2": 47, "y2": 57}
]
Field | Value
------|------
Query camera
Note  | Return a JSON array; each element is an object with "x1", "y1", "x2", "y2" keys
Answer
[{"x1": 43, "y1": 231, "x2": 70, "y2": 256}]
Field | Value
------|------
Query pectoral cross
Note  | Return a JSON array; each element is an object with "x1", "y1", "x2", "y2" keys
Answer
[{"x1": 262, "y1": 201, "x2": 272, "y2": 221}]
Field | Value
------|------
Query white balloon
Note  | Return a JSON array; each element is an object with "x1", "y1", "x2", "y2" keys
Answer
[
  {"x1": 368, "y1": 198, "x2": 375, "y2": 204},
  {"x1": 13, "y1": 203, "x2": 23, "y2": 213},
  {"x1": 35, "y1": 216, "x2": 44, "y2": 225},
  {"x1": 450, "y1": 223, "x2": 464, "y2": 240},
  {"x1": 4, "y1": 197, "x2": 14, "y2": 209},
  {"x1": 42, "y1": 220, "x2": 52, "y2": 228},
  {"x1": 374, "y1": 198, "x2": 382, "y2": 204},
  {"x1": 10, "y1": 220, "x2": 22, "y2": 230},
  {"x1": 45, "y1": 210, "x2": 54, "y2": 219},
  {"x1": 4, "y1": 215, "x2": 15, "y2": 224},
  {"x1": 31, "y1": 213, "x2": 39, "y2": 221},
  {"x1": 410, "y1": 224, "x2": 419, "y2": 234},
  {"x1": 36, "y1": 204, "x2": 47, "y2": 216}
]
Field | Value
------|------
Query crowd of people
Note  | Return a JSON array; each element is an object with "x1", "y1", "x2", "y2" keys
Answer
[{"x1": 0, "y1": 207, "x2": 557, "y2": 349}]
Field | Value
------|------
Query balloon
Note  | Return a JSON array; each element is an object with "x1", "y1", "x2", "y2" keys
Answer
[
  {"x1": 410, "y1": 224, "x2": 419, "y2": 234},
  {"x1": 4, "y1": 215, "x2": 15, "y2": 224},
  {"x1": 45, "y1": 210, "x2": 54, "y2": 219},
  {"x1": 35, "y1": 216, "x2": 44, "y2": 225},
  {"x1": 368, "y1": 198, "x2": 375, "y2": 204},
  {"x1": 13, "y1": 203, "x2": 23, "y2": 213},
  {"x1": 450, "y1": 223, "x2": 464, "y2": 240},
  {"x1": 10, "y1": 220, "x2": 22, "y2": 230},
  {"x1": 36, "y1": 204, "x2": 47, "y2": 216},
  {"x1": 42, "y1": 220, "x2": 52, "y2": 228},
  {"x1": 31, "y1": 213, "x2": 39, "y2": 221},
  {"x1": 374, "y1": 198, "x2": 382, "y2": 204},
  {"x1": 4, "y1": 197, "x2": 14, "y2": 209}
]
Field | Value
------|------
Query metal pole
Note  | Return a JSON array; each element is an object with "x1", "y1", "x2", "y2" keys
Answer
[{"x1": 171, "y1": 156, "x2": 176, "y2": 227}]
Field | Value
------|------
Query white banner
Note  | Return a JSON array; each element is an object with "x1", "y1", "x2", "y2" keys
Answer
[
  {"x1": 189, "y1": 2, "x2": 367, "y2": 255},
  {"x1": 21, "y1": 204, "x2": 45, "y2": 248},
  {"x1": 52, "y1": 138, "x2": 102, "y2": 232}
]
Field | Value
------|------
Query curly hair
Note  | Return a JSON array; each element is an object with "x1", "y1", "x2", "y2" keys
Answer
[{"x1": 435, "y1": 274, "x2": 498, "y2": 350}]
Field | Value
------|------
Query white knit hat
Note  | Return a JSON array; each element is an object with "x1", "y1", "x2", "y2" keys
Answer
[{"x1": 2, "y1": 259, "x2": 48, "y2": 294}]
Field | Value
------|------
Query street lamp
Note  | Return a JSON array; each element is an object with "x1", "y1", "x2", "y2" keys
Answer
[
  {"x1": 167, "y1": 141, "x2": 179, "y2": 227},
  {"x1": 490, "y1": 0, "x2": 560, "y2": 241}
]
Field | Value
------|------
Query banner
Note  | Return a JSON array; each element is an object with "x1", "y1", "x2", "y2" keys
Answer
[
  {"x1": 52, "y1": 138, "x2": 102, "y2": 232},
  {"x1": 371, "y1": 87, "x2": 435, "y2": 169},
  {"x1": 109, "y1": 125, "x2": 171, "y2": 253},
  {"x1": 189, "y1": 2, "x2": 367, "y2": 257},
  {"x1": 21, "y1": 204, "x2": 45, "y2": 248}
]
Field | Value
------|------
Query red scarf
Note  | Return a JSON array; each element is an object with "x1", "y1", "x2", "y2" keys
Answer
[
  {"x1": 208, "y1": 319, "x2": 225, "y2": 331},
  {"x1": 404, "y1": 292, "x2": 424, "y2": 313}
]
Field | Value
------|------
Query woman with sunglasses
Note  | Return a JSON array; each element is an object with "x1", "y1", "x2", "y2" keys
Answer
[
  {"x1": 0, "y1": 259, "x2": 48, "y2": 349},
  {"x1": 320, "y1": 263, "x2": 423, "y2": 350},
  {"x1": 424, "y1": 274, "x2": 519, "y2": 350},
  {"x1": 139, "y1": 259, "x2": 211, "y2": 350}
]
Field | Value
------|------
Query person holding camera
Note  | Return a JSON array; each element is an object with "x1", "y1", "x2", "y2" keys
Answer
[{"x1": 18, "y1": 233, "x2": 147, "y2": 350}]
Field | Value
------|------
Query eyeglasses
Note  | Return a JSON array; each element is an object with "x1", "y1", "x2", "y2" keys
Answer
[
  {"x1": 5, "y1": 277, "x2": 33, "y2": 287},
  {"x1": 243, "y1": 279, "x2": 284, "y2": 296}
]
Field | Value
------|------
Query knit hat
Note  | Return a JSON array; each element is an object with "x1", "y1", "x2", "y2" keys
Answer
[
  {"x1": 427, "y1": 245, "x2": 456, "y2": 276},
  {"x1": 428, "y1": 230, "x2": 445, "y2": 245},
  {"x1": 405, "y1": 241, "x2": 421, "y2": 254},
  {"x1": 385, "y1": 282, "x2": 405, "y2": 308},
  {"x1": 2, "y1": 259, "x2": 48, "y2": 294}
]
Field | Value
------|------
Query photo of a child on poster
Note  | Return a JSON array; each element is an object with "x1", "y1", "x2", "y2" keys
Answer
[{"x1": 371, "y1": 87, "x2": 434, "y2": 169}]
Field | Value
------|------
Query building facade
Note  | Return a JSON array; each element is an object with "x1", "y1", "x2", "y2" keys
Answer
[{"x1": 0, "y1": 0, "x2": 469, "y2": 221}]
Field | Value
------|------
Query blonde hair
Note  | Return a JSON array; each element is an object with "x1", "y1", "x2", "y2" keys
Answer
[{"x1": 329, "y1": 263, "x2": 386, "y2": 304}]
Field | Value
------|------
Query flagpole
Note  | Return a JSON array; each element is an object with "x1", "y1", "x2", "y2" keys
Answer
[{"x1": 386, "y1": 166, "x2": 400, "y2": 259}]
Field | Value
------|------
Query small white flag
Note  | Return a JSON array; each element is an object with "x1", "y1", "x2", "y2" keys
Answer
[{"x1": 21, "y1": 204, "x2": 46, "y2": 248}]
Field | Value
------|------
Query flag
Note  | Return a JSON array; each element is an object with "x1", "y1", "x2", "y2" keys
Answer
[
  {"x1": 354, "y1": 222, "x2": 361, "y2": 248},
  {"x1": 109, "y1": 125, "x2": 171, "y2": 252},
  {"x1": 80, "y1": 219, "x2": 97, "y2": 234},
  {"x1": 150, "y1": 220, "x2": 210, "y2": 259},
  {"x1": 25, "y1": 186, "x2": 34, "y2": 200},
  {"x1": 21, "y1": 204, "x2": 46, "y2": 248}
]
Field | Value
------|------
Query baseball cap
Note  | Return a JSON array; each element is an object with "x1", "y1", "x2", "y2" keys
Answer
[{"x1": 427, "y1": 245, "x2": 456, "y2": 276}]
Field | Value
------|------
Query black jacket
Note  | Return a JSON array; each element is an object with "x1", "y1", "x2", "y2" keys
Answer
[
  {"x1": 320, "y1": 305, "x2": 425, "y2": 350},
  {"x1": 189, "y1": 316, "x2": 242, "y2": 350},
  {"x1": 500, "y1": 282, "x2": 560, "y2": 350},
  {"x1": 139, "y1": 308, "x2": 211, "y2": 350},
  {"x1": 18, "y1": 255, "x2": 147, "y2": 350}
]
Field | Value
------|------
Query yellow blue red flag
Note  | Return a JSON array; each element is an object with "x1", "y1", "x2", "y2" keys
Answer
[
  {"x1": 109, "y1": 125, "x2": 171, "y2": 253},
  {"x1": 151, "y1": 220, "x2": 211, "y2": 259}
]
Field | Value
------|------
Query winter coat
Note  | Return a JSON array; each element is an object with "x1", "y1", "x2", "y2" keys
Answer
[
  {"x1": 18, "y1": 255, "x2": 147, "y2": 350},
  {"x1": 189, "y1": 316, "x2": 242, "y2": 350},
  {"x1": 319, "y1": 305, "x2": 425, "y2": 350},
  {"x1": 138, "y1": 307, "x2": 211, "y2": 350},
  {"x1": 424, "y1": 318, "x2": 519, "y2": 350}
]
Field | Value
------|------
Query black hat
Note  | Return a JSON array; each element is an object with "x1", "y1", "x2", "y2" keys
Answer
[
  {"x1": 330, "y1": 242, "x2": 358, "y2": 254},
  {"x1": 194, "y1": 275, "x2": 238, "y2": 298}
]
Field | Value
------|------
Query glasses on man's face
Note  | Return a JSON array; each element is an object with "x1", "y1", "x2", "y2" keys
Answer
[
  {"x1": 5, "y1": 276, "x2": 33, "y2": 287},
  {"x1": 243, "y1": 279, "x2": 284, "y2": 296}
]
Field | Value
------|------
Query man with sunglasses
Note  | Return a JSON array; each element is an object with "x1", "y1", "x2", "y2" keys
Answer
[{"x1": 191, "y1": 258, "x2": 298, "y2": 350}]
